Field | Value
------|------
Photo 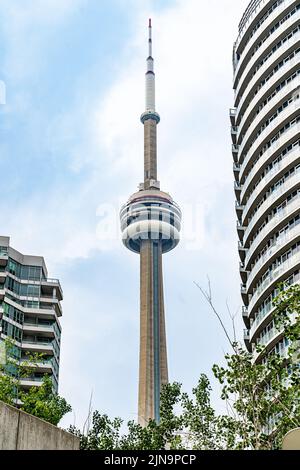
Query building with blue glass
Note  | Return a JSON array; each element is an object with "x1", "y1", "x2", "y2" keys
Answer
[{"x1": 0, "y1": 236, "x2": 62, "y2": 393}]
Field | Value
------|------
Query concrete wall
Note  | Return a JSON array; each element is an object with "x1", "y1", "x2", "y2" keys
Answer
[{"x1": 0, "y1": 401, "x2": 80, "y2": 450}]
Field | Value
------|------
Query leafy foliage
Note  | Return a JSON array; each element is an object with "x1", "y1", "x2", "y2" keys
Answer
[
  {"x1": 0, "y1": 338, "x2": 71, "y2": 425},
  {"x1": 20, "y1": 375, "x2": 72, "y2": 425},
  {"x1": 70, "y1": 284, "x2": 300, "y2": 450}
]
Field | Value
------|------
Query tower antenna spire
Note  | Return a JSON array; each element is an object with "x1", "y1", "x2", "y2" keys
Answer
[
  {"x1": 148, "y1": 18, "x2": 152, "y2": 58},
  {"x1": 141, "y1": 19, "x2": 160, "y2": 121}
]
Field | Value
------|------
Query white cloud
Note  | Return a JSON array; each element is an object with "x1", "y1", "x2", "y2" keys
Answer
[
  {"x1": 1, "y1": 0, "x2": 251, "y2": 266},
  {"x1": 0, "y1": 0, "x2": 86, "y2": 82}
]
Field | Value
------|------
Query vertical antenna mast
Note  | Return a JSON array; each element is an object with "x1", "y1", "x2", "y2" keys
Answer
[
  {"x1": 148, "y1": 18, "x2": 152, "y2": 58},
  {"x1": 144, "y1": 18, "x2": 156, "y2": 113},
  {"x1": 141, "y1": 19, "x2": 160, "y2": 122}
]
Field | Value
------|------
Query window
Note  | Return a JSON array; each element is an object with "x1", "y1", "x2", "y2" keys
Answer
[
  {"x1": 3, "y1": 303, "x2": 24, "y2": 325},
  {"x1": 1, "y1": 320, "x2": 22, "y2": 342}
]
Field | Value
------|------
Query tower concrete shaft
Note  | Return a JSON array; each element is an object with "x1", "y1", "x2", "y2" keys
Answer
[{"x1": 139, "y1": 240, "x2": 168, "y2": 424}]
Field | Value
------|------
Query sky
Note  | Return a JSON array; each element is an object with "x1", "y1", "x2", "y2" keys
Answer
[{"x1": 0, "y1": 0, "x2": 251, "y2": 429}]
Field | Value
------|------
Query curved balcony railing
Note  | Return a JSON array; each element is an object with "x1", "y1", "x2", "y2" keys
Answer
[
  {"x1": 239, "y1": 100, "x2": 299, "y2": 165},
  {"x1": 235, "y1": 6, "x2": 300, "y2": 94},
  {"x1": 250, "y1": 303, "x2": 275, "y2": 338},
  {"x1": 244, "y1": 171, "x2": 300, "y2": 243},
  {"x1": 237, "y1": 73, "x2": 300, "y2": 149},
  {"x1": 248, "y1": 250, "x2": 300, "y2": 314},
  {"x1": 237, "y1": 56, "x2": 300, "y2": 132},
  {"x1": 253, "y1": 311, "x2": 296, "y2": 357},
  {"x1": 258, "y1": 326, "x2": 281, "y2": 347},
  {"x1": 235, "y1": 0, "x2": 276, "y2": 52},
  {"x1": 250, "y1": 272, "x2": 300, "y2": 338},
  {"x1": 242, "y1": 145, "x2": 300, "y2": 215},
  {"x1": 240, "y1": 126, "x2": 300, "y2": 201},
  {"x1": 243, "y1": 164, "x2": 300, "y2": 226},
  {"x1": 245, "y1": 194, "x2": 300, "y2": 266},
  {"x1": 234, "y1": 0, "x2": 297, "y2": 82},
  {"x1": 247, "y1": 224, "x2": 300, "y2": 290},
  {"x1": 253, "y1": 342, "x2": 289, "y2": 363},
  {"x1": 235, "y1": 30, "x2": 300, "y2": 109},
  {"x1": 238, "y1": 96, "x2": 299, "y2": 165},
  {"x1": 237, "y1": 48, "x2": 300, "y2": 130}
]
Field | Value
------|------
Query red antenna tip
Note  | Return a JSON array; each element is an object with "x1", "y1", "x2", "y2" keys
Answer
[{"x1": 149, "y1": 18, "x2": 152, "y2": 27}]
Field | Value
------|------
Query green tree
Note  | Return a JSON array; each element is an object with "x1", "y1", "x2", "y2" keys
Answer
[
  {"x1": 69, "y1": 382, "x2": 184, "y2": 450},
  {"x1": 211, "y1": 283, "x2": 300, "y2": 450},
  {"x1": 71, "y1": 283, "x2": 300, "y2": 451},
  {"x1": 20, "y1": 375, "x2": 72, "y2": 425},
  {"x1": 181, "y1": 374, "x2": 238, "y2": 450},
  {"x1": 0, "y1": 338, "x2": 71, "y2": 425}
]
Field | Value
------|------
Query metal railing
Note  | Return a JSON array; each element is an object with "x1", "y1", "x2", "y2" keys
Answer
[{"x1": 249, "y1": 251, "x2": 300, "y2": 311}]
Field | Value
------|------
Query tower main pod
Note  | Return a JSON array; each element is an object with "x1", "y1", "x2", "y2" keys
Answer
[{"x1": 120, "y1": 20, "x2": 181, "y2": 425}]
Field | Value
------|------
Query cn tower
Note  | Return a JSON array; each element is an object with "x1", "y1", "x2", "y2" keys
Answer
[{"x1": 120, "y1": 19, "x2": 181, "y2": 425}]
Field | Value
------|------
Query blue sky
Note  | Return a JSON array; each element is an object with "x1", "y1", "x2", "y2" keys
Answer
[{"x1": 0, "y1": 0, "x2": 250, "y2": 428}]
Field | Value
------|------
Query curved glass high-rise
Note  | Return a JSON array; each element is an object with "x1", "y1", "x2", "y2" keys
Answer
[
  {"x1": 231, "y1": 0, "x2": 300, "y2": 362},
  {"x1": 120, "y1": 21, "x2": 181, "y2": 424}
]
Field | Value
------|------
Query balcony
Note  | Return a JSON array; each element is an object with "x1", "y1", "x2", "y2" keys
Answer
[
  {"x1": 19, "y1": 378, "x2": 43, "y2": 389},
  {"x1": 250, "y1": 273, "x2": 300, "y2": 343},
  {"x1": 252, "y1": 323, "x2": 288, "y2": 363},
  {"x1": 23, "y1": 323, "x2": 55, "y2": 338},
  {"x1": 242, "y1": 141, "x2": 300, "y2": 208},
  {"x1": 253, "y1": 343, "x2": 289, "y2": 364},
  {"x1": 234, "y1": 181, "x2": 242, "y2": 200},
  {"x1": 242, "y1": 166, "x2": 300, "y2": 227},
  {"x1": 250, "y1": 304, "x2": 275, "y2": 342},
  {"x1": 248, "y1": 250, "x2": 300, "y2": 316},
  {"x1": 244, "y1": 195, "x2": 300, "y2": 268},
  {"x1": 238, "y1": 241, "x2": 247, "y2": 262},
  {"x1": 40, "y1": 297, "x2": 62, "y2": 317},
  {"x1": 240, "y1": 262, "x2": 249, "y2": 283},
  {"x1": 247, "y1": 224, "x2": 300, "y2": 292},
  {"x1": 238, "y1": 69, "x2": 300, "y2": 152},
  {"x1": 230, "y1": 108, "x2": 237, "y2": 125},
  {"x1": 0, "y1": 253, "x2": 8, "y2": 267},
  {"x1": 242, "y1": 306, "x2": 250, "y2": 328},
  {"x1": 235, "y1": 28, "x2": 300, "y2": 110},
  {"x1": 244, "y1": 174, "x2": 300, "y2": 247},
  {"x1": 238, "y1": 46, "x2": 300, "y2": 139},
  {"x1": 238, "y1": 83, "x2": 300, "y2": 170},
  {"x1": 235, "y1": 201, "x2": 244, "y2": 219},
  {"x1": 234, "y1": 0, "x2": 269, "y2": 51},
  {"x1": 237, "y1": 221, "x2": 246, "y2": 242},
  {"x1": 233, "y1": 165, "x2": 240, "y2": 183},
  {"x1": 244, "y1": 329, "x2": 251, "y2": 352},
  {"x1": 0, "y1": 288, "x2": 5, "y2": 300},
  {"x1": 241, "y1": 284, "x2": 248, "y2": 305},
  {"x1": 21, "y1": 341, "x2": 54, "y2": 355},
  {"x1": 232, "y1": 144, "x2": 239, "y2": 162},
  {"x1": 20, "y1": 359, "x2": 54, "y2": 374},
  {"x1": 41, "y1": 278, "x2": 63, "y2": 301},
  {"x1": 231, "y1": 126, "x2": 238, "y2": 144}
]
